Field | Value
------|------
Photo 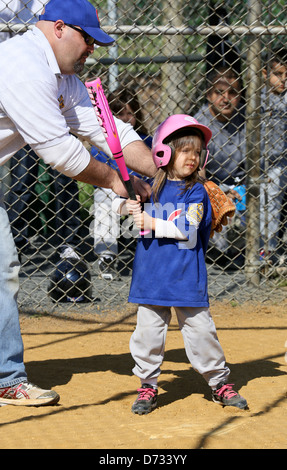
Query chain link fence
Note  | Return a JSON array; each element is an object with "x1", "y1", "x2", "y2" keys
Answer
[{"x1": 0, "y1": 0, "x2": 286, "y2": 314}]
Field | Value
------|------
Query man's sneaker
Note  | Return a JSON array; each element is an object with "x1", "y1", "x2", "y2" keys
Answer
[
  {"x1": 98, "y1": 251, "x2": 117, "y2": 280},
  {"x1": 131, "y1": 384, "x2": 158, "y2": 415},
  {"x1": 0, "y1": 382, "x2": 60, "y2": 406},
  {"x1": 59, "y1": 245, "x2": 80, "y2": 260},
  {"x1": 212, "y1": 382, "x2": 248, "y2": 409}
]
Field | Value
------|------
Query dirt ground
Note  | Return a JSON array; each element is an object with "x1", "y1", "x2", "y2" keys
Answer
[{"x1": 0, "y1": 300, "x2": 286, "y2": 450}]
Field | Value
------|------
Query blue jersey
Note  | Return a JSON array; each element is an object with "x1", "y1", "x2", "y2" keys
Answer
[{"x1": 128, "y1": 180, "x2": 212, "y2": 307}]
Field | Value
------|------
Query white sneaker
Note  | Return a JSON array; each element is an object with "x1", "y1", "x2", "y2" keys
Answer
[
  {"x1": 59, "y1": 245, "x2": 80, "y2": 260},
  {"x1": 98, "y1": 251, "x2": 117, "y2": 280},
  {"x1": 0, "y1": 381, "x2": 60, "y2": 406}
]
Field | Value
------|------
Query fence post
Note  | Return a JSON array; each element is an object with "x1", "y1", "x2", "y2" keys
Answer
[
  {"x1": 244, "y1": 0, "x2": 262, "y2": 286},
  {"x1": 107, "y1": 0, "x2": 118, "y2": 92}
]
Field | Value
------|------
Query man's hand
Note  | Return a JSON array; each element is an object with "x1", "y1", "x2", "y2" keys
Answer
[
  {"x1": 129, "y1": 175, "x2": 152, "y2": 202},
  {"x1": 111, "y1": 174, "x2": 152, "y2": 201}
]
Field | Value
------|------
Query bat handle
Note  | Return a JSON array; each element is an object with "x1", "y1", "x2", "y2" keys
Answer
[
  {"x1": 124, "y1": 179, "x2": 150, "y2": 236},
  {"x1": 124, "y1": 179, "x2": 137, "y2": 201}
]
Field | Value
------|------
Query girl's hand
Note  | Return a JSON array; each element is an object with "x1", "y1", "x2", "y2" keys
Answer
[
  {"x1": 125, "y1": 195, "x2": 142, "y2": 215},
  {"x1": 133, "y1": 211, "x2": 155, "y2": 231},
  {"x1": 125, "y1": 195, "x2": 155, "y2": 231}
]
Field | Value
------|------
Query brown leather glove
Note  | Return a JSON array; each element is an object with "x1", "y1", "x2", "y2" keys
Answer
[{"x1": 203, "y1": 180, "x2": 236, "y2": 238}]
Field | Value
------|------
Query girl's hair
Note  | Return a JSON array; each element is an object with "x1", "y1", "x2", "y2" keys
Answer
[{"x1": 152, "y1": 129, "x2": 205, "y2": 202}]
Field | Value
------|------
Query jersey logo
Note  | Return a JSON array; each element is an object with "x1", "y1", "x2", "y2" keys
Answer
[
  {"x1": 167, "y1": 208, "x2": 182, "y2": 222},
  {"x1": 58, "y1": 95, "x2": 65, "y2": 109},
  {"x1": 186, "y1": 203, "x2": 203, "y2": 227}
]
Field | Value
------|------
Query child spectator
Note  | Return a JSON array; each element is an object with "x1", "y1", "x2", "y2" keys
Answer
[{"x1": 260, "y1": 47, "x2": 287, "y2": 266}]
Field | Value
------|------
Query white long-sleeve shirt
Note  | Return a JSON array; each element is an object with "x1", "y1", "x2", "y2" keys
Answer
[{"x1": 0, "y1": 26, "x2": 141, "y2": 176}]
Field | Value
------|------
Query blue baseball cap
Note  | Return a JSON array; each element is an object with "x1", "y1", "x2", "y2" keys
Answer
[{"x1": 39, "y1": 0, "x2": 114, "y2": 46}]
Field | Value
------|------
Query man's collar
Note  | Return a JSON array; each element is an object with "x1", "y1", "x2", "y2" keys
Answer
[{"x1": 31, "y1": 25, "x2": 62, "y2": 77}]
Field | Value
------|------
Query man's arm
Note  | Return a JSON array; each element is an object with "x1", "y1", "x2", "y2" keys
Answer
[
  {"x1": 121, "y1": 139, "x2": 157, "y2": 178},
  {"x1": 74, "y1": 155, "x2": 152, "y2": 200}
]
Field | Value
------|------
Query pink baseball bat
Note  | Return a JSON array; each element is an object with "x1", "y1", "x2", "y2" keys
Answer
[
  {"x1": 85, "y1": 78, "x2": 137, "y2": 201},
  {"x1": 85, "y1": 77, "x2": 149, "y2": 236}
]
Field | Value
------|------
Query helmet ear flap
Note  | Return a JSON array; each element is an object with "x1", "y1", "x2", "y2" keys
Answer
[{"x1": 153, "y1": 143, "x2": 172, "y2": 168}]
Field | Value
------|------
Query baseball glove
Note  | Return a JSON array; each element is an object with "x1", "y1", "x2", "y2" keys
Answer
[{"x1": 203, "y1": 180, "x2": 236, "y2": 238}]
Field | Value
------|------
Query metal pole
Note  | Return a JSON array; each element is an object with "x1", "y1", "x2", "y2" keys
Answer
[
  {"x1": 244, "y1": 0, "x2": 262, "y2": 285},
  {"x1": 107, "y1": 0, "x2": 118, "y2": 92},
  {"x1": 1, "y1": 23, "x2": 287, "y2": 35}
]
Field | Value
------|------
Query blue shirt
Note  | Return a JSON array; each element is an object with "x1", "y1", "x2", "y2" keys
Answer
[{"x1": 128, "y1": 180, "x2": 212, "y2": 307}]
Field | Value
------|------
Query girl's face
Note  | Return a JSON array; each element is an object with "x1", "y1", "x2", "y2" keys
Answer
[
  {"x1": 168, "y1": 135, "x2": 202, "y2": 181},
  {"x1": 117, "y1": 103, "x2": 137, "y2": 128}
]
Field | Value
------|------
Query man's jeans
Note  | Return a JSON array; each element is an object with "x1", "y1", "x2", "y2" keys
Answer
[{"x1": 0, "y1": 189, "x2": 27, "y2": 387}]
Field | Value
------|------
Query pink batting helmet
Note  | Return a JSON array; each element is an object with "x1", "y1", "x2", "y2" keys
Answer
[{"x1": 152, "y1": 114, "x2": 212, "y2": 169}]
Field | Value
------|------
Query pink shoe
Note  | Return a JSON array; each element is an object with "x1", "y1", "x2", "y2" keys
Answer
[
  {"x1": 212, "y1": 382, "x2": 248, "y2": 409},
  {"x1": 131, "y1": 384, "x2": 158, "y2": 415}
]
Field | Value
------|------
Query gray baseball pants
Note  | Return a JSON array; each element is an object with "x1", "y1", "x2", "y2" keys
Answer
[{"x1": 130, "y1": 304, "x2": 230, "y2": 389}]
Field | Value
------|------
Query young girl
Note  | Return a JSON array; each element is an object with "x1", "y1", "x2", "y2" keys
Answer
[{"x1": 117, "y1": 114, "x2": 247, "y2": 414}]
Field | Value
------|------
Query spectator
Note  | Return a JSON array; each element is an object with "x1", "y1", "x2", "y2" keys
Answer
[
  {"x1": 92, "y1": 86, "x2": 152, "y2": 280},
  {"x1": 194, "y1": 66, "x2": 246, "y2": 267},
  {"x1": 259, "y1": 47, "x2": 287, "y2": 266}
]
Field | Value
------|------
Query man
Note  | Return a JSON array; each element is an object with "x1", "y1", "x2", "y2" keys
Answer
[
  {"x1": 194, "y1": 66, "x2": 246, "y2": 263},
  {"x1": 0, "y1": 2, "x2": 83, "y2": 261},
  {"x1": 0, "y1": 0, "x2": 156, "y2": 406}
]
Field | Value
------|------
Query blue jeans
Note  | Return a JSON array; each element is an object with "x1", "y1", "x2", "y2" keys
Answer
[{"x1": 0, "y1": 189, "x2": 27, "y2": 387}]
